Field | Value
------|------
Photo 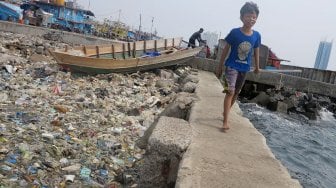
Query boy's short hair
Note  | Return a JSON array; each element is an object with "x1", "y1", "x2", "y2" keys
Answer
[{"x1": 240, "y1": 2, "x2": 259, "y2": 17}]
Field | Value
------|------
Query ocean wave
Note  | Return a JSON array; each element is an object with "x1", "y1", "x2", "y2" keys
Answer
[
  {"x1": 318, "y1": 108, "x2": 336, "y2": 123},
  {"x1": 240, "y1": 103, "x2": 336, "y2": 188}
]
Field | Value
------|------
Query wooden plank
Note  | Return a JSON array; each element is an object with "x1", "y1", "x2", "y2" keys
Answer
[
  {"x1": 84, "y1": 46, "x2": 98, "y2": 56},
  {"x1": 154, "y1": 40, "x2": 157, "y2": 52},
  {"x1": 122, "y1": 43, "x2": 126, "y2": 59},
  {"x1": 85, "y1": 43, "x2": 123, "y2": 54},
  {"x1": 112, "y1": 44, "x2": 115, "y2": 59},
  {"x1": 164, "y1": 39, "x2": 167, "y2": 50},
  {"x1": 136, "y1": 41, "x2": 144, "y2": 51},
  {"x1": 144, "y1": 40, "x2": 147, "y2": 53},
  {"x1": 166, "y1": 39, "x2": 173, "y2": 48},
  {"x1": 156, "y1": 39, "x2": 165, "y2": 49},
  {"x1": 127, "y1": 42, "x2": 131, "y2": 57},
  {"x1": 82, "y1": 44, "x2": 113, "y2": 50},
  {"x1": 133, "y1": 42, "x2": 136, "y2": 58},
  {"x1": 85, "y1": 49, "x2": 96, "y2": 56},
  {"x1": 100, "y1": 46, "x2": 113, "y2": 54},
  {"x1": 146, "y1": 40, "x2": 155, "y2": 50},
  {"x1": 174, "y1": 38, "x2": 182, "y2": 46},
  {"x1": 114, "y1": 44, "x2": 123, "y2": 53},
  {"x1": 83, "y1": 46, "x2": 87, "y2": 55},
  {"x1": 96, "y1": 46, "x2": 100, "y2": 58}
]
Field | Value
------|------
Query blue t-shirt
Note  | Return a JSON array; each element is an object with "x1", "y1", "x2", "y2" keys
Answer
[{"x1": 224, "y1": 28, "x2": 261, "y2": 72}]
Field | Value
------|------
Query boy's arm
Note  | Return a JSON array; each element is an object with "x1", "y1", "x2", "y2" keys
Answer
[
  {"x1": 216, "y1": 43, "x2": 230, "y2": 78},
  {"x1": 253, "y1": 47, "x2": 260, "y2": 73}
]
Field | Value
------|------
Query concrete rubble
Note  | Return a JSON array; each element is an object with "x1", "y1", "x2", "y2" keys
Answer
[
  {"x1": 129, "y1": 116, "x2": 192, "y2": 188},
  {"x1": 0, "y1": 31, "x2": 198, "y2": 187}
]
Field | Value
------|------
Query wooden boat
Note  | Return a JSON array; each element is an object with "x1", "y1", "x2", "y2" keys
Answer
[{"x1": 48, "y1": 37, "x2": 202, "y2": 74}]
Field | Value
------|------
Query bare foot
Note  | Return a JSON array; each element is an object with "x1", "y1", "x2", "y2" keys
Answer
[
  {"x1": 220, "y1": 127, "x2": 230, "y2": 133},
  {"x1": 221, "y1": 122, "x2": 230, "y2": 133},
  {"x1": 222, "y1": 113, "x2": 230, "y2": 132}
]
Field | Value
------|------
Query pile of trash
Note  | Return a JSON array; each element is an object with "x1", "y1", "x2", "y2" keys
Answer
[{"x1": 0, "y1": 31, "x2": 198, "y2": 187}]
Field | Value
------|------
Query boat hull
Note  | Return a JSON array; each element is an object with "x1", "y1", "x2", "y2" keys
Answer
[
  {"x1": 59, "y1": 56, "x2": 195, "y2": 74},
  {"x1": 50, "y1": 47, "x2": 201, "y2": 74}
]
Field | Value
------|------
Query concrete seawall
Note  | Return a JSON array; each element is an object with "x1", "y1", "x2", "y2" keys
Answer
[
  {"x1": 175, "y1": 70, "x2": 301, "y2": 187},
  {"x1": 0, "y1": 21, "x2": 119, "y2": 45},
  {"x1": 246, "y1": 72, "x2": 336, "y2": 98},
  {"x1": 187, "y1": 57, "x2": 336, "y2": 98},
  {"x1": 280, "y1": 64, "x2": 336, "y2": 84}
]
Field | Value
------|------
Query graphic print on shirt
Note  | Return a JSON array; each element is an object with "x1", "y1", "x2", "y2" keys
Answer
[{"x1": 237, "y1": 41, "x2": 252, "y2": 63}]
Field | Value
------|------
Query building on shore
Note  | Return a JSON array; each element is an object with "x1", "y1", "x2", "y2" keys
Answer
[
  {"x1": 20, "y1": 0, "x2": 95, "y2": 34},
  {"x1": 314, "y1": 40, "x2": 333, "y2": 70},
  {"x1": 1, "y1": 1, "x2": 161, "y2": 40}
]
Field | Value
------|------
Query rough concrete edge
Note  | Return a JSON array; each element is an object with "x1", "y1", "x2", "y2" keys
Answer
[
  {"x1": 174, "y1": 142, "x2": 194, "y2": 188},
  {"x1": 174, "y1": 77, "x2": 204, "y2": 188},
  {"x1": 137, "y1": 116, "x2": 193, "y2": 187}
]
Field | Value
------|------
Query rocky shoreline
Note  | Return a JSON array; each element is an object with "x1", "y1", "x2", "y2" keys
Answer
[
  {"x1": 240, "y1": 81, "x2": 336, "y2": 121},
  {"x1": 0, "y1": 31, "x2": 199, "y2": 187}
]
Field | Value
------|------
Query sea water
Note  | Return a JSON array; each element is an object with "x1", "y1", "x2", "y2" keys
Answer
[{"x1": 240, "y1": 103, "x2": 336, "y2": 188}]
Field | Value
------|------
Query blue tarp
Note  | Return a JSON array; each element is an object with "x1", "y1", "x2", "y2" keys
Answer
[{"x1": 145, "y1": 51, "x2": 161, "y2": 57}]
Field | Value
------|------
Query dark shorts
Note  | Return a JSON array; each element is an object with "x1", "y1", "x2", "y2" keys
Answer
[
  {"x1": 224, "y1": 67, "x2": 247, "y2": 94},
  {"x1": 188, "y1": 39, "x2": 196, "y2": 48}
]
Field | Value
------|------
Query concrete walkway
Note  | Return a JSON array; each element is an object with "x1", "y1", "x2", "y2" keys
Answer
[{"x1": 176, "y1": 71, "x2": 301, "y2": 188}]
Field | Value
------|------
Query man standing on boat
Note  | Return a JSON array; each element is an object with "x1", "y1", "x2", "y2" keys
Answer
[{"x1": 188, "y1": 28, "x2": 205, "y2": 48}]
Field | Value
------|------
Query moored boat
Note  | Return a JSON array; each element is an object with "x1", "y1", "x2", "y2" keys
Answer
[{"x1": 49, "y1": 37, "x2": 202, "y2": 74}]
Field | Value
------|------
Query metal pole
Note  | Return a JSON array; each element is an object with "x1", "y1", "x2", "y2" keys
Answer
[
  {"x1": 138, "y1": 14, "x2": 142, "y2": 40},
  {"x1": 118, "y1": 9, "x2": 121, "y2": 23},
  {"x1": 150, "y1": 17, "x2": 154, "y2": 39}
]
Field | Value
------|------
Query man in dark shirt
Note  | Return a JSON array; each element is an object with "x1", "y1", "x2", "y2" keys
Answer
[{"x1": 188, "y1": 28, "x2": 205, "y2": 48}]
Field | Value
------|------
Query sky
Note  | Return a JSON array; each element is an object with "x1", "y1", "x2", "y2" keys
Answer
[{"x1": 77, "y1": 0, "x2": 336, "y2": 71}]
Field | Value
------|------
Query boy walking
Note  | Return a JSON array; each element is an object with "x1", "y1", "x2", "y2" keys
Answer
[{"x1": 216, "y1": 2, "x2": 261, "y2": 132}]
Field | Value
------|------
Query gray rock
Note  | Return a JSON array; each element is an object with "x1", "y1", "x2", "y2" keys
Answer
[
  {"x1": 36, "y1": 46, "x2": 45, "y2": 54},
  {"x1": 159, "y1": 69, "x2": 174, "y2": 79},
  {"x1": 268, "y1": 101, "x2": 288, "y2": 113},
  {"x1": 0, "y1": 46, "x2": 7, "y2": 53},
  {"x1": 249, "y1": 91, "x2": 270, "y2": 106},
  {"x1": 182, "y1": 82, "x2": 197, "y2": 93},
  {"x1": 181, "y1": 74, "x2": 199, "y2": 84},
  {"x1": 155, "y1": 79, "x2": 174, "y2": 88}
]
